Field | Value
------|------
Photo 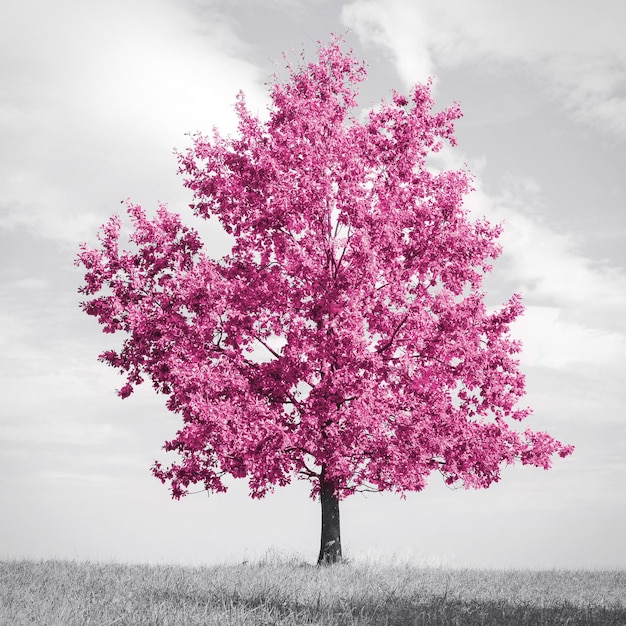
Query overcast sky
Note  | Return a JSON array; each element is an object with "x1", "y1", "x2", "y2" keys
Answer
[{"x1": 1, "y1": 0, "x2": 624, "y2": 569}]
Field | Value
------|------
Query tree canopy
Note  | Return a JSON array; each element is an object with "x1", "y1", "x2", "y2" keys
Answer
[{"x1": 77, "y1": 40, "x2": 573, "y2": 510}]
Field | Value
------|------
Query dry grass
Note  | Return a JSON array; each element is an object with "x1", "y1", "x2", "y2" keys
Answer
[{"x1": 1, "y1": 555, "x2": 624, "y2": 624}]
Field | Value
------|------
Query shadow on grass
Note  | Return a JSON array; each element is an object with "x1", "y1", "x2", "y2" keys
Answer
[{"x1": 154, "y1": 587, "x2": 626, "y2": 626}]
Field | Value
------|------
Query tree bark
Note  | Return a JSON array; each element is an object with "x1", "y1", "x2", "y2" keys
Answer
[{"x1": 317, "y1": 475, "x2": 342, "y2": 565}]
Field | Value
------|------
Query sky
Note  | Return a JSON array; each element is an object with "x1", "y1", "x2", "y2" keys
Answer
[{"x1": 1, "y1": 0, "x2": 624, "y2": 570}]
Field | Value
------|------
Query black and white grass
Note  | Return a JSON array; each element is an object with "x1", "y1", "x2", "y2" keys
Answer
[{"x1": 1, "y1": 556, "x2": 625, "y2": 625}]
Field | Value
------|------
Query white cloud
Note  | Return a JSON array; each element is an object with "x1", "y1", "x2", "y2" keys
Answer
[
  {"x1": 487, "y1": 187, "x2": 626, "y2": 329},
  {"x1": 38, "y1": 471, "x2": 118, "y2": 487},
  {"x1": 342, "y1": 0, "x2": 626, "y2": 134},
  {"x1": 0, "y1": 0, "x2": 268, "y2": 244},
  {"x1": 0, "y1": 412, "x2": 121, "y2": 448},
  {"x1": 425, "y1": 142, "x2": 626, "y2": 374},
  {"x1": 478, "y1": 178, "x2": 626, "y2": 373},
  {"x1": 429, "y1": 143, "x2": 626, "y2": 323},
  {"x1": 342, "y1": 0, "x2": 434, "y2": 85},
  {"x1": 512, "y1": 305, "x2": 626, "y2": 372}
]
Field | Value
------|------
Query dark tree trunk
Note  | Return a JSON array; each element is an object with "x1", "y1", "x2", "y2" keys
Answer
[{"x1": 317, "y1": 475, "x2": 342, "y2": 565}]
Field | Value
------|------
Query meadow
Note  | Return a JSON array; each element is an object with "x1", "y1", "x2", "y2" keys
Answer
[{"x1": 1, "y1": 555, "x2": 624, "y2": 625}]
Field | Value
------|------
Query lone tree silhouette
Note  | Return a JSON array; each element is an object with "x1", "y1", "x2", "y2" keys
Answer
[{"x1": 77, "y1": 39, "x2": 573, "y2": 565}]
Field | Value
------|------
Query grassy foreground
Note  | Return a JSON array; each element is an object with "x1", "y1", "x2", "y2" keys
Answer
[{"x1": 1, "y1": 556, "x2": 624, "y2": 625}]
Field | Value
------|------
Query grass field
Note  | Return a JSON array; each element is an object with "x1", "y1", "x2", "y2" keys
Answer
[{"x1": 1, "y1": 555, "x2": 624, "y2": 625}]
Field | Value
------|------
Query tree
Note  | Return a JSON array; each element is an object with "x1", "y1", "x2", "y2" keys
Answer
[{"x1": 76, "y1": 39, "x2": 573, "y2": 565}]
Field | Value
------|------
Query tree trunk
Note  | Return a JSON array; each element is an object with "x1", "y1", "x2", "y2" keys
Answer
[{"x1": 317, "y1": 475, "x2": 342, "y2": 565}]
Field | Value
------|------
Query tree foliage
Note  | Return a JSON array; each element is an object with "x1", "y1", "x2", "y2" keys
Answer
[{"x1": 77, "y1": 40, "x2": 572, "y2": 506}]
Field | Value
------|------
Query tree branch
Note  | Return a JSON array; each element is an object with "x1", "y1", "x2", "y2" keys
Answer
[
  {"x1": 377, "y1": 314, "x2": 409, "y2": 354},
  {"x1": 253, "y1": 334, "x2": 282, "y2": 360}
]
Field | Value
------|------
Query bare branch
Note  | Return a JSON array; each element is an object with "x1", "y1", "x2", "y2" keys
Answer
[{"x1": 253, "y1": 334, "x2": 282, "y2": 360}]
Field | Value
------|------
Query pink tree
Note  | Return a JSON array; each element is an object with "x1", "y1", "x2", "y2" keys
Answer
[{"x1": 77, "y1": 40, "x2": 573, "y2": 564}]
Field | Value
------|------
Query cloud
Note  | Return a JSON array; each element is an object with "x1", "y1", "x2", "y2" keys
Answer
[
  {"x1": 512, "y1": 305, "x2": 626, "y2": 372},
  {"x1": 423, "y1": 139, "x2": 626, "y2": 376},
  {"x1": 342, "y1": 0, "x2": 626, "y2": 134},
  {"x1": 476, "y1": 174, "x2": 626, "y2": 374},
  {"x1": 0, "y1": 0, "x2": 268, "y2": 245},
  {"x1": 483, "y1": 182, "x2": 626, "y2": 329},
  {"x1": 500, "y1": 218, "x2": 626, "y2": 375},
  {"x1": 38, "y1": 471, "x2": 118, "y2": 487},
  {"x1": 342, "y1": 0, "x2": 434, "y2": 85}
]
